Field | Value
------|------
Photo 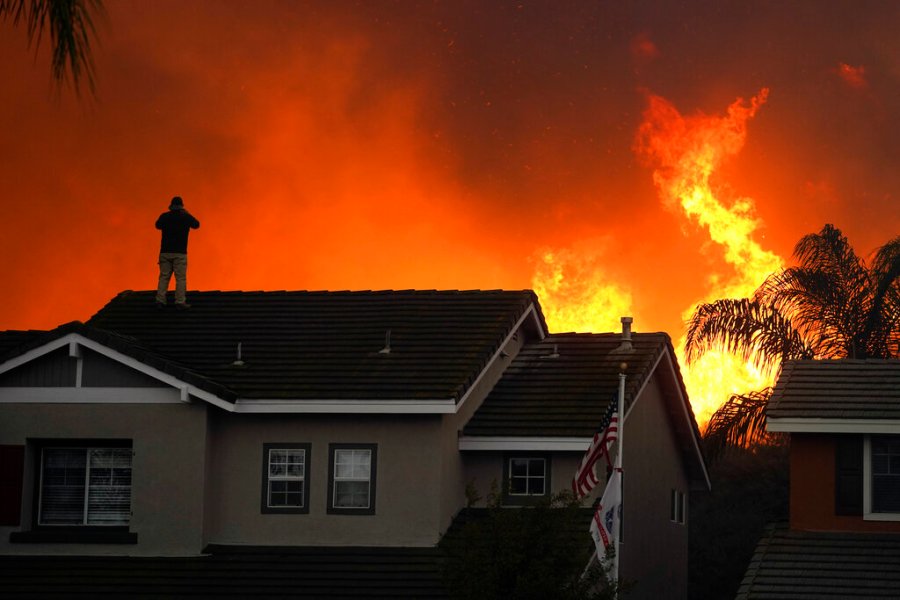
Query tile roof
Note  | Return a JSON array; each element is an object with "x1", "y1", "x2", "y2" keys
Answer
[
  {"x1": 768, "y1": 359, "x2": 900, "y2": 421},
  {"x1": 80, "y1": 290, "x2": 544, "y2": 403},
  {"x1": 0, "y1": 546, "x2": 448, "y2": 599},
  {"x1": 0, "y1": 330, "x2": 44, "y2": 357},
  {"x1": 736, "y1": 524, "x2": 900, "y2": 599},
  {"x1": 462, "y1": 332, "x2": 709, "y2": 488},
  {"x1": 463, "y1": 332, "x2": 675, "y2": 438}
]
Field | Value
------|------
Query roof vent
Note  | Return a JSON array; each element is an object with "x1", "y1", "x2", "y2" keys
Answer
[
  {"x1": 378, "y1": 330, "x2": 392, "y2": 354},
  {"x1": 232, "y1": 342, "x2": 245, "y2": 367},
  {"x1": 613, "y1": 317, "x2": 633, "y2": 353}
]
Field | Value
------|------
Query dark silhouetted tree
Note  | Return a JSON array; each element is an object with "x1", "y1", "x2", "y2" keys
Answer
[
  {"x1": 441, "y1": 487, "x2": 628, "y2": 600},
  {"x1": 687, "y1": 224, "x2": 900, "y2": 455}
]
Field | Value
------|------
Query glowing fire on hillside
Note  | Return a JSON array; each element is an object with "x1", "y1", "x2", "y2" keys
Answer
[{"x1": 533, "y1": 90, "x2": 785, "y2": 427}]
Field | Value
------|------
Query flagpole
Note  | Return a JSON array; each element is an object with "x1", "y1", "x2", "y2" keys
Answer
[{"x1": 614, "y1": 363, "x2": 626, "y2": 582}]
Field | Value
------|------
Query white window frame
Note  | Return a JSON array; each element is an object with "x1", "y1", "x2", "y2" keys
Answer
[
  {"x1": 507, "y1": 457, "x2": 548, "y2": 497},
  {"x1": 328, "y1": 444, "x2": 377, "y2": 515},
  {"x1": 261, "y1": 443, "x2": 310, "y2": 513},
  {"x1": 863, "y1": 434, "x2": 900, "y2": 521},
  {"x1": 38, "y1": 446, "x2": 132, "y2": 527}
]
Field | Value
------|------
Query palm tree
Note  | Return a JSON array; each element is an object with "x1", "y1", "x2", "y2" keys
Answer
[
  {"x1": 1, "y1": 0, "x2": 105, "y2": 94},
  {"x1": 686, "y1": 224, "x2": 900, "y2": 455}
]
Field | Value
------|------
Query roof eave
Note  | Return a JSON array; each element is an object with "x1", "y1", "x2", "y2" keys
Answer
[
  {"x1": 233, "y1": 399, "x2": 457, "y2": 414},
  {"x1": 768, "y1": 417, "x2": 900, "y2": 434}
]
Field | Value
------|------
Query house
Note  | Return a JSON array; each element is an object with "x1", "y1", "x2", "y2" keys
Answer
[
  {"x1": 737, "y1": 359, "x2": 900, "y2": 599},
  {"x1": 0, "y1": 290, "x2": 707, "y2": 598}
]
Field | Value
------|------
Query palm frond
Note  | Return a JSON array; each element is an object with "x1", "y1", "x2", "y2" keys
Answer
[
  {"x1": 0, "y1": 0, "x2": 105, "y2": 94},
  {"x1": 760, "y1": 266, "x2": 868, "y2": 358},
  {"x1": 702, "y1": 388, "x2": 781, "y2": 459},
  {"x1": 867, "y1": 235, "x2": 900, "y2": 358},
  {"x1": 793, "y1": 224, "x2": 868, "y2": 284},
  {"x1": 693, "y1": 225, "x2": 899, "y2": 458},
  {"x1": 685, "y1": 298, "x2": 814, "y2": 374}
]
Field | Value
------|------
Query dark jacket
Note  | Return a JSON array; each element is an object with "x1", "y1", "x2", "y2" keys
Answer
[{"x1": 156, "y1": 209, "x2": 200, "y2": 254}]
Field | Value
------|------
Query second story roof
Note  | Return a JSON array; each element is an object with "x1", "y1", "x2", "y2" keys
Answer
[
  {"x1": 463, "y1": 332, "x2": 673, "y2": 438},
  {"x1": 460, "y1": 331, "x2": 709, "y2": 489},
  {"x1": 12, "y1": 289, "x2": 544, "y2": 410},
  {"x1": 768, "y1": 359, "x2": 900, "y2": 434}
]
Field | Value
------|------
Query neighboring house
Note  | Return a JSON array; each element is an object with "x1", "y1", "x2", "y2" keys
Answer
[
  {"x1": 737, "y1": 359, "x2": 900, "y2": 599},
  {"x1": 0, "y1": 290, "x2": 707, "y2": 599}
]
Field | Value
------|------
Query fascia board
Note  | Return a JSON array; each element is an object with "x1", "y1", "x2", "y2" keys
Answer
[
  {"x1": 0, "y1": 387, "x2": 183, "y2": 403},
  {"x1": 658, "y1": 347, "x2": 711, "y2": 490},
  {"x1": 767, "y1": 418, "x2": 900, "y2": 434},
  {"x1": 458, "y1": 436, "x2": 592, "y2": 451},
  {"x1": 0, "y1": 334, "x2": 73, "y2": 376},
  {"x1": 628, "y1": 346, "x2": 707, "y2": 479},
  {"x1": 233, "y1": 399, "x2": 456, "y2": 414},
  {"x1": 456, "y1": 303, "x2": 544, "y2": 412}
]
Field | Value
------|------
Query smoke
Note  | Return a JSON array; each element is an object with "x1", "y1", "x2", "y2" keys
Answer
[{"x1": 1, "y1": 0, "x2": 898, "y2": 349}]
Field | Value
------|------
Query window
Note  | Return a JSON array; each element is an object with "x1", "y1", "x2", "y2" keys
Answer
[
  {"x1": 38, "y1": 445, "x2": 132, "y2": 526},
  {"x1": 261, "y1": 443, "x2": 310, "y2": 514},
  {"x1": 670, "y1": 489, "x2": 686, "y2": 524},
  {"x1": 327, "y1": 444, "x2": 376, "y2": 515},
  {"x1": 503, "y1": 453, "x2": 551, "y2": 505},
  {"x1": 850, "y1": 434, "x2": 900, "y2": 521},
  {"x1": 869, "y1": 436, "x2": 900, "y2": 515}
]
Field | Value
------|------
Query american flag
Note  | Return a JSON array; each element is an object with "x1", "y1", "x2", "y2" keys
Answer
[{"x1": 572, "y1": 398, "x2": 618, "y2": 498}]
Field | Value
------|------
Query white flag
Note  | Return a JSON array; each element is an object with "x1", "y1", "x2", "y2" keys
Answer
[{"x1": 589, "y1": 470, "x2": 621, "y2": 574}]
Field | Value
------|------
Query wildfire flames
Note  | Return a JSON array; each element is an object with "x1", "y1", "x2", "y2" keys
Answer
[
  {"x1": 532, "y1": 245, "x2": 633, "y2": 334},
  {"x1": 533, "y1": 90, "x2": 785, "y2": 426}
]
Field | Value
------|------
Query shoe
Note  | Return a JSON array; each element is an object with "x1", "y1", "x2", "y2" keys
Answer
[{"x1": 175, "y1": 303, "x2": 191, "y2": 310}]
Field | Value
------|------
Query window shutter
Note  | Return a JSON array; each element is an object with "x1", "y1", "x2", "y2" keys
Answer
[
  {"x1": 0, "y1": 445, "x2": 25, "y2": 526},
  {"x1": 834, "y1": 435, "x2": 863, "y2": 516}
]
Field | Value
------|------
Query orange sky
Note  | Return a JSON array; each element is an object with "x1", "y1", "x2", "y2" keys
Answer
[{"x1": 2, "y1": 1, "x2": 899, "y2": 420}]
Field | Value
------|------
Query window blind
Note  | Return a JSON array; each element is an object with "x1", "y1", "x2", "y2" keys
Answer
[{"x1": 40, "y1": 448, "x2": 132, "y2": 526}]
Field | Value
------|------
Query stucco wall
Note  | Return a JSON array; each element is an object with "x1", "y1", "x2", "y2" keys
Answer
[
  {"x1": 436, "y1": 321, "x2": 530, "y2": 532},
  {"x1": 0, "y1": 400, "x2": 209, "y2": 556},
  {"x1": 205, "y1": 412, "x2": 444, "y2": 547},
  {"x1": 618, "y1": 372, "x2": 690, "y2": 600},
  {"x1": 461, "y1": 451, "x2": 586, "y2": 505},
  {"x1": 790, "y1": 433, "x2": 900, "y2": 533}
]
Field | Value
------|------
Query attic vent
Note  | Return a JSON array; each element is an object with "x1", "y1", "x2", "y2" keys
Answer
[
  {"x1": 232, "y1": 342, "x2": 245, "y2": 367},
  {"x1": 541, "y1": 344, "x2": 560, "y2": 359},
  {"x1": 378, "y1": 330, "x2": 392, "y2": 354}
]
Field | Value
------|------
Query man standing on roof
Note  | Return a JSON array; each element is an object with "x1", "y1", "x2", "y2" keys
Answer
[{"x1": 155, "y1": 196, "x2": 200, "y2": 309}]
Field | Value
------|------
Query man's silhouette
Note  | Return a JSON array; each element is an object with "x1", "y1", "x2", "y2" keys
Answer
[{"x1": 155, "y1": 196, "x2": 200, "y2": 309}]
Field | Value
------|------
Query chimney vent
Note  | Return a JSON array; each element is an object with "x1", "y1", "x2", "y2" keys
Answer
[
  {"x1": 378, "y1": 330, "x2": 392, "y2": 354},
  {"x1": 232, "y1": 342, "x2": 245, "y2": 367},
  {"x1": 613, "y1": 317, "x2": 633, "y2": 353}
]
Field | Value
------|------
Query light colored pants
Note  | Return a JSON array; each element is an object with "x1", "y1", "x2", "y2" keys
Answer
[{"x1": 156, "y1": 253, "x2": 188, "y2": 304}]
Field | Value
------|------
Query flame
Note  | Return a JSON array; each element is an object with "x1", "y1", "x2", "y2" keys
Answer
[
  {"x1": 534, "y1": 90, "x2": 786, "y2": 427},
  {"x1": 635, "y1": 89, "x2": 784, "y2": 425},
  {"x1": 531, "y1": 245, "x2": 633, "y2": 333}
]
